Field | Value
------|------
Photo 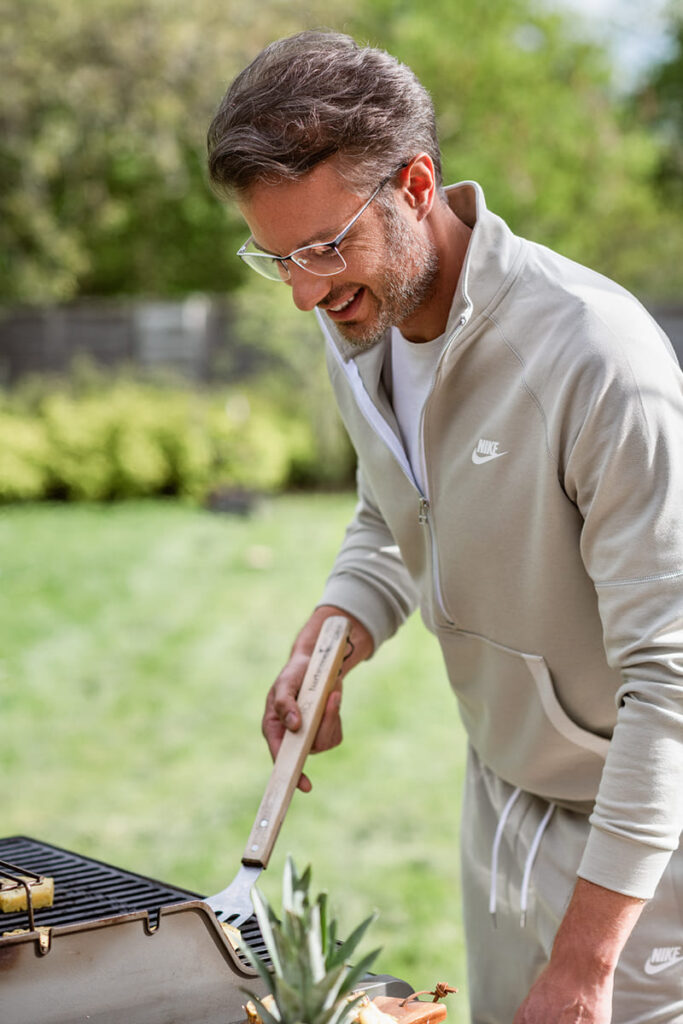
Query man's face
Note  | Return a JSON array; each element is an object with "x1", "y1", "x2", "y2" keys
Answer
[{"x1": 237, "y1": 161, "x2": 439, "y2": 351}]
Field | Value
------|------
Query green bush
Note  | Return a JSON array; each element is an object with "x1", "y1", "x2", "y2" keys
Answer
[
  {"x1": 0, "y1": 411, "x2": 52, "y2": 500},
  {"x1": 228, "y1": 281, "x2": 358, "y2": 489},
  {"x1": 0, "y1": 372, "x2": 353, "y2": 504}
]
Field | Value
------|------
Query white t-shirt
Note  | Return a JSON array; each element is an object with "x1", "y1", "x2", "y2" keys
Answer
[{"x1": 390, "y1": 326, "x2": 449, "y2": 493}]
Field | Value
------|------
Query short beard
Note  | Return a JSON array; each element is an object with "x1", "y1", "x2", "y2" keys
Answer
[{"x1": 342, "y1": 199, "x2": 440, "y2": 352}]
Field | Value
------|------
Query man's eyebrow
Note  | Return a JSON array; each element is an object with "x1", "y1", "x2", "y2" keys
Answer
[
  {"x1": 253, "y1": 221, "x2": 345, "y2": 257},
  {"x1": 295, "y1": 223, "x2": 342, "y2": 248}
]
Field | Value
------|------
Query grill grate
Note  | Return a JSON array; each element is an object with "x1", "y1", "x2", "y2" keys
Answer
[
  {"x1": 0, "y1": 835, "x2": 200, "y2": 931},
  {"x1": 0, "y1": 835, "x2": 268, "y2": 967}
]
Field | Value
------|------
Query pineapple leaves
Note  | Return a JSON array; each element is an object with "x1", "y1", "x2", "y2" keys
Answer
[
  {"x1": 325, "y1": 914, "x2": 378, "y2": 971},
  {"x1": 239, "y1": 857, "x2": 381, "y2": 1024},
  {"x1": 251, "y1": 885, "x2": 284, "y2": 978},
  {"x1": 238, "y1": 934, "x2": 275, "y2": 993},
  {"x1": 338, "y1": 949, "x2": 383, "y2": 997}
]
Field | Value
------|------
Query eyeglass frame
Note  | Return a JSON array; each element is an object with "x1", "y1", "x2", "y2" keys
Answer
[{"x1": 236, "y1": 162, "x2": 408, "y2": 281}]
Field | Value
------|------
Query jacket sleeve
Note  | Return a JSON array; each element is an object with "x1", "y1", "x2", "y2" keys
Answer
[
  {"x1": 561, "y1": 311, "x2": 683, "y2": 899},
  {"x1": 318, "y1": 462, "x2": 419, "y2": 652}
]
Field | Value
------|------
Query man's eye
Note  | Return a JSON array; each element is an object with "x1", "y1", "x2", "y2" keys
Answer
[{"x1": 307, "y1": 244, "x2": 336, "y2": 258}]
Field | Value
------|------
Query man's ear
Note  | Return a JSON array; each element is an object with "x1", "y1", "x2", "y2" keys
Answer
[{"x1": 398, "y1": 153, "x2": 436, "y2": 221}]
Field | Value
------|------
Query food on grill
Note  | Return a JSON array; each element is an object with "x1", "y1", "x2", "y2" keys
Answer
[
  {"x1": 220, "y1": 921, "x2": 241, "y2": 949},
  {"x1": 356, "y1": 994, "x2": 399, "y2": 1024},
  {"x1": 245, "y1": 995, "x2": 277, "y2": 1024},
  {"x1": 0, "y1": 875, "x2": 54, "y2": 913}
]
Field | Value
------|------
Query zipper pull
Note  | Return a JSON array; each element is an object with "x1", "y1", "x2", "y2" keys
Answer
[{"x1": 418, "y1": 497, "x2": 430, "y2": 524}]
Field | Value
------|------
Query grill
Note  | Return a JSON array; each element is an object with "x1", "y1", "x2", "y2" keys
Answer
[{"x1": 0, "y1": 836, "x2": 411, "y2": 1024}]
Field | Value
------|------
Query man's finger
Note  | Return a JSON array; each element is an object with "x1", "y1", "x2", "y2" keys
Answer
[
  {"x1": 271, "y1": 653, "x2": 310, "y2": 728},
  {"x1": 298, "y1": 772, "x2": 312, "y2": 793},
  {"x1": 311, "y1": 690, "x2": 343, "y2": 752}
]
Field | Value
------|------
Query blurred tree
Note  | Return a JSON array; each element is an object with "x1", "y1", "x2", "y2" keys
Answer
[
  {"x1": 634, "y1": 9, "x2": 683, "y2": 203},
  {"x1": 346, "y1": 0, "x2": 683, "y2": 298},
  {"x1": 0, "y1": 0, "x2": 333, "y2": 304},
  {"x1": 1, "y1": 0, "x2": 681, "y2": 304}
]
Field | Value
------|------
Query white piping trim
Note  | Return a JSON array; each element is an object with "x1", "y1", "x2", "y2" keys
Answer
[
  {"x1": 524, "y1": 656, "x2": 611, "y2": 758},
  {"x1": 322, "y1": 322, "x2": 417, "y2": 487},
  {"x1": 345, "y1": 357, "x2": 416, "y2": 483}
]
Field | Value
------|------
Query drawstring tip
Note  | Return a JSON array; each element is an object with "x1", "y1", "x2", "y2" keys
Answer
[
  {"x1": 519, "y1": 911, "x2": 527, "y2": 928},
  {"x1": 490, "y1": 912, "x2": 497, "y2": 929}
]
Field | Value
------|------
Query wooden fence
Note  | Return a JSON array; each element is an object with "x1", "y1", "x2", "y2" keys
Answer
[
  {"x1": 0, "y1": 297, "x2": 259, "y2": 386},
  {"x1": 0, "y1": 297, "x2": 682, "y2": 385}
]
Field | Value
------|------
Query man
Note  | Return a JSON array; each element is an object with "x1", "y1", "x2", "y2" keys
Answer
[{"x1": 207, "y1": 30, "x2": 683, "y2": 1023}]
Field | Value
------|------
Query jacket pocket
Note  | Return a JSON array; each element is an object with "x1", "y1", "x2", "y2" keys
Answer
[{"x1": 436, "y1": 628, "x2": 610, "y2": 804}]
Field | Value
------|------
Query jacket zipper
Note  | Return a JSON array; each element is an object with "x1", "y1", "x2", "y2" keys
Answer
[
  {"x1": 416, "y1": 313, "x2": 470, "y2": 625},
  {"x1": 324, "y1": 310, "x2": 470, "y2": 628}
]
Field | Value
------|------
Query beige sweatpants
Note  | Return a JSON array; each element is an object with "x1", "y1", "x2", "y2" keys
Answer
[{"x1": 461, "y1": 747, "x2": 683, "y2": 1023}]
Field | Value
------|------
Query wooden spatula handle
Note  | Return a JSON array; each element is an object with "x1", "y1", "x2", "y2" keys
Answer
[{"x1": 241, "y1": 615, "x2": 351, "y2": 868}]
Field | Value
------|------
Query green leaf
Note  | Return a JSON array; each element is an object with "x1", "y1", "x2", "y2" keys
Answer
[
  {"x1": 306, "y1": 899, "x2": 326, "y2": 983},
  {"x1": 237, "y1": 938, "x2": 276, "y2": 994},
  {"x1": 249, "y1": 857, "x2": 379, "y2": 1024},
  {"x1": 251, "y1": 886, "x2": 284, "y2": 977},
  {"x1": 282, "y1": 855, "x2": 295, "y2": 914},
  {"x1": 311, "y1": 963, "x2": 347, "y2": 1011},
  {"x1": 327, "y1": 914, "x2": 378, "y2": 969},
  {"x1": 336, "y1": 949, "x2": 382, "y2": 999},
  {"x1": 318, "y1": 891, "x2": 329, "y2": 959},
  {"x1": 325, "y1": 917, "x2": 338, "y2": 967}
]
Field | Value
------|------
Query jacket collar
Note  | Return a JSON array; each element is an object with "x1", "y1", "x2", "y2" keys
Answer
[{"x1": 444, "y1": 181, "x2": 525, "y2": 335}]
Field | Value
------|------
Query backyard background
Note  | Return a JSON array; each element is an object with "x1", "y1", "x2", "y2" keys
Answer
[{"x1": 1, "y1": 0, "x2": 683, "y2": 1020}]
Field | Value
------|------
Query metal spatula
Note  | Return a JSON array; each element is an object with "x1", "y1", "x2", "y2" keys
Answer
[{"x1": 206, "y1": 615, "x2": 350, "y2": 928}]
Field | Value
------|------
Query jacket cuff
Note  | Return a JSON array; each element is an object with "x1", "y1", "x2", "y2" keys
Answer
[
  {"x1": 318, "y1": 574, "x2": 404, "y2": 653},
  {"x1": 577, "y1": 826, "x2": 673, "y2": 900}
]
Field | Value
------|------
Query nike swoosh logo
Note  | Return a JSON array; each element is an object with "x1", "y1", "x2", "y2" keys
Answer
[
  {"x1": 644, "y1": 955, "x2": 683, "y2": 975},
  {"x1": 471, "y1": 449, "x2": 508, "y2": 465}
]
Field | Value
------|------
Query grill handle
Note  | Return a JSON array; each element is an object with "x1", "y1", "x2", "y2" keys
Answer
[{"x1": 241, "y1": 615, "x2": 350, "y2": 868}]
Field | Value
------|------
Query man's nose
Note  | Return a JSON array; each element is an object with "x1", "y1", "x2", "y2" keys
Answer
[{"x1": 287, "y1": 264, "x2": 332, "y2": 312}]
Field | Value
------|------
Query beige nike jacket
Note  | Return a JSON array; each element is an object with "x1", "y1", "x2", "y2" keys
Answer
[{"x1": 316, "y1": 181, "x2": 683, "y2": 900}]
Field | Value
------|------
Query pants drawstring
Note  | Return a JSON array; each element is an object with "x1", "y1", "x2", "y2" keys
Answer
[
  {"x1": 489, "y1": 787, "x2": 556, "y2": 929},
  {"x1": 489, "y1": 786, "x2": 522, "y2": 927},
  {"x1": 520, "y1": 802, "x2": 555, "y2": 927}
]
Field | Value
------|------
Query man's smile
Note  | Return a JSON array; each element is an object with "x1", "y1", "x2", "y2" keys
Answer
[{"x1": 321, "y1": 287, "x2": 366, "y2": 321}]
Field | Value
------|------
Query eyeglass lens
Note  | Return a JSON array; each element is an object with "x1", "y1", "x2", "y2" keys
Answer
[{"x1": 241, "y1": 245, "x2": 346, "y2": 281}]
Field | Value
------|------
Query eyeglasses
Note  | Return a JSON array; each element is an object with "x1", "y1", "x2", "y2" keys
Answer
[{"x1": 237, "y1": 169, "x2": 399, "y2": 282}]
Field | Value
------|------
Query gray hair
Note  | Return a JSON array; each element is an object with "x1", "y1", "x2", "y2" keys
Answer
[{"x1": 207, "y1": 30, "x2": 443, "y2": 198}]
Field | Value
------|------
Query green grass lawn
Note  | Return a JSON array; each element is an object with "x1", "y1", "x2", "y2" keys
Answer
[{"x1": 0, "y1": 495, "x2": 470, "y2": 1020}]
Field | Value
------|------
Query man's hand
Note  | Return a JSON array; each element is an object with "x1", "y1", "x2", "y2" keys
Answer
[
  {"x1": 262, "y1": 605, "x2": 373, "y2": 792},
  {"x1": 513, "y1": 877, "x2": 645, "y2": 1023},
  {"x1": 512, "y1": 960, "x2": 614, "y2": 1023}
]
